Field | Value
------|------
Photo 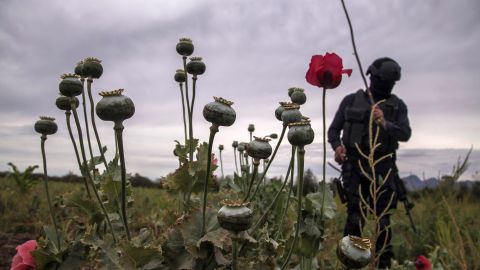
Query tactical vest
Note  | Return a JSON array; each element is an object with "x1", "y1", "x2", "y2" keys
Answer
[{"x1": 342, "y1": 90, "x2": 400, "y2": 154}]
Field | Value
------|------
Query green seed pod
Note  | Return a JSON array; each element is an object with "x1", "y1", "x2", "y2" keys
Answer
[
  {"x1": 290, "y1": 88, "x2": 307, "y2": 105},
  {"x1": 288, "y1": 87, "x2": 296, "y2": 97},
  {"x1": 74, "y1": 61, "x2": 84, "y2": 77},
  {"x1": 217, "y1": 200, "x2": 253, "y2": 233},
  {"x1": 55, "y1": 96, "x2": 79, "y2": 111},
  {"x1": 282, "y1": 104, "x2": 302, "y2": 125},
  {"x1": 59, "y1": 74, "x2": 83, "y2": 97},
  {"x1": 176, "y1": 37, "x2": 194, "y2": 57},
  {"x1": 287, "y1": 120, "x2": 315, "y2": 147},
  {"x1": 82, "y1": 57, "x2": 103, "y2": 79},
  {"x1": 336, "y1": 235, "x2": 372, "y2": 269},
  {"x1": 34, "y1": 116, "x2": 58, "y2": 135},
  {"x1": 96, "y1": 89, "x2": 135, "y2": 122},
  {"x1": 248, "y1": 124, "x2": 255, "y2": 133},
  {"x1": 237, "y1": 142, "x2": 246, "y2": 152},
  {"x1": 186, "y1": 57, "x2": 206, "y2": 76},
  {"x1": 246, "y1": 137, "x2": 272, "y2": 160},
  {"x1": 219, "y1": 144, "x2": 224, "y2": 151},
  {"x1": 203, "y1": 97, "x2": 236, "y2": 127},
  {"x1": 275, "y1": 102, "x2": 288, "y2": 121},
  {"x1": 174, "y1": 69, "x2": 186, "y2": 83},
  {"x1": 232, "y1": 141, "x2": 239, "y2": 148}
]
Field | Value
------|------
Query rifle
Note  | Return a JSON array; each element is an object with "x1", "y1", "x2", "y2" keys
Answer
[
  {"x1": 328, "y1": 162, "x2": 348, "y2": 204},
  {"x1": 394, "y1": 175, "x2": 417, "y2": 233}
]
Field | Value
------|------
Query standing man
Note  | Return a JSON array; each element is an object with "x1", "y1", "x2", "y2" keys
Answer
[{"x1": 328, "y1": 57, "x2": 411, "y2": 268}]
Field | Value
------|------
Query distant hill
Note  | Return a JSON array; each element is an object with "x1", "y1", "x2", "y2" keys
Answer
[{"x1": 402, "y1": 174, "x2": 478, "y2": 191}]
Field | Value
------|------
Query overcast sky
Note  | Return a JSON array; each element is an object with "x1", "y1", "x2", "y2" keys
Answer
[{"x1": 1, "y1": 0, "x2": 479, "y2": 181}]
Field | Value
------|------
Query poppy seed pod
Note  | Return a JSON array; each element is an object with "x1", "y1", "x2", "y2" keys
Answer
[
  {"x1": 275, "y1": 102, "x2": 288, "y2": 121},
  {"x1": 174, "y1": 69, "x2": 186, "y2": 83},
  {"x1": 83, "y1": 57, "x2": 103, "y2": 79},
  {"x1": 219, "y1": 144, "x2": 224, "y2": 151},
  {"x1": 56, "y1": 96, "x2": 79, "y2": 111},
  {"x1": 74, "y1": 61, "x2": 84, "y2": 77},
  {"x1": 232, "y1": 141, "x2": 239, "y2": 148},
  {"x1": 336, "y1": 235, "x2": 372, "y2": 269},
  {"x1": 246, "y1": 137, "x2": 272, "y2": 160},
  {"x1": 287, "y1": 87, "x2": 296, "y2": 97},
  {"x1": 34, "y1": 116, "x2": 58, "y2": 135},
  {"x1": 281, "y1": 104, "x2": 302, "y2": 125},
  {"x1": 186, "y1": 57, "x2": 206, "y2": 76},
  {"x1": 203, "y1": 97, "x2": 236, "y2": 127},
  {"x1": 290, "y1": 88, "x2": 307, "y2": 105},
  {"x1": 217, "y1": 200, "x2": 253, "y2": 233},
  {"x1": 59, "y1": 74, "x2": 83, "y2": 97},
  {"x1": 287, "y1": 120, "x2": 315, "y2": 147},
  {"x1": 96, "y1": 89, "x2": 135, "y2": 122},
  {"x1": 176, "y1": 37, "x2": 194, "y2": 57},
  {"x1": 237, "y1": 142, "x2": 246, "y2": 152},
  {"x1": 248, "y1": 124, "x2": 255, "y2": 133}
]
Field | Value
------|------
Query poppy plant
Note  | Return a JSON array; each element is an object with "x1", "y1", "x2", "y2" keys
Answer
[{"x1": 305, "y1": 53, "x2": 352, "y2": 89}]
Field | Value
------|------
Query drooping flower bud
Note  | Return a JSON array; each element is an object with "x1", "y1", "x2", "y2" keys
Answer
[
  {"x1": 336, "y1": 235, "x2": 372, "y2": 269},
  {"x1": 55, "y1": 96, "x2": 79, "y2": 111},
  {"x1": 174, "y1": 69, "x2": 186, "y2": 83},
  {"x1": 246, "y1": 137, "x2": 272, "y2": 160},
  {"x1": 186, "y1": 57, "x2": 206, "y2": 76},
  {"x1": 59, "y1": 74, "x2": 83, "y2": 97},
  {"x1": 217, "y1": 200, "x2": 253, "y2": 233},
  {"x1": 203, "y1": 97, "x2": 236, "y2": 127},
  {"x1": 34, "y1": 116, "x2": 58, "y2": 135},
  {"x1": 269, "y1": 133, "x2": 278, "y2": 139},
  {"x1": 290, "y1": 87, "x2": 307, "y2": 105},
  {"x1": 281, "y1": 103, "x2": 302, "y2": 126},
  {"x1": 83, "y1": 57, "x2": 103, "y2": 79},
  {"x1": 96, "y1": 89, "x2": 135, "y2": 122},
  {"x1": 176, "y1": 37, "x2": 194, "y2": 57},
  {"x1": 287, "y1": 120, "x2": 314, "y2": 147}
]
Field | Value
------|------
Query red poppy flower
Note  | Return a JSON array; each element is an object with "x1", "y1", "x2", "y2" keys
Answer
[
  {"x1": 415, "y1": 255, "x2": 432, "y2": 270},
  {"x1": 305, "y1": 53, "x2": 352, "y2": 89},
  {"x1": 10, "y1": 240, "x2": 37, "y2": 270}
]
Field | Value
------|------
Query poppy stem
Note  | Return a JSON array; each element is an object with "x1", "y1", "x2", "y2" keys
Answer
[
  {"x1": 202, "y1": 124, "x2": 218, "y2": 236},
  {"x1": 281, "y1": 146, "x2": 305, "y2": 270},
  {"x1": 80, "y1": 78, "x2": 95, "y2": 172},
  {"x1": 233, "y1": 147, "x2": 239, "y2": 174},
  {"x1": 321, "y1": 88, "x2": 327, "y2": 219},
  {"x1": 66, "y1": 110, "x2": 91, "y2": 198},
  {"x1": 219, "y1": 148, "x2": 224, "y2": 180},
  {"x1": 40, "y1": 135, "x2": 61, "y2": 249},
  {"x1": 274, "y1": 147, "x2": 296, "y2": 241},
  {"x1": 70, "y1": 100, "x2": 117, "y2": 242},
  {"x1": 182, "y1": 56, "x2": 194, "y2": 163},
  {"x1": 179, "y1": 83, "x2": 188, "y2": 146},
  {"x1": 114, "y1": 121, "x2": 131, "y2": 241},
  {"x1": 249, "y1": 145, "x2": 295, "y2": 234},
  {"x1": 243, "y1": 159, "x2": 259, "y2": 202},
  {"x1": 87, "y1": 78, "x2": 108, "y2": 169}
]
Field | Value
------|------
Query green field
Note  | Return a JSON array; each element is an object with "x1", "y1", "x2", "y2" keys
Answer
[{"x1": 1, "y1": 173, "x2": 479, "y2": 269}]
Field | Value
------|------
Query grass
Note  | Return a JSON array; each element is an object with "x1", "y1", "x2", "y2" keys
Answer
[{"x1": 1, "y1": 176, "x2": 479, "y2": 269}]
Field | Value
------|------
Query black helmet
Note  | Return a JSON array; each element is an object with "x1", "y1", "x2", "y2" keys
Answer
[{"x1": 366, "y1": 57, "x2": 401, "y2": 82}]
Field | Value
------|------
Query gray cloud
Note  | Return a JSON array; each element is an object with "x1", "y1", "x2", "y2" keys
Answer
[{"x1": 1, "y1": 0, "x2": 479, "y2": 179}]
